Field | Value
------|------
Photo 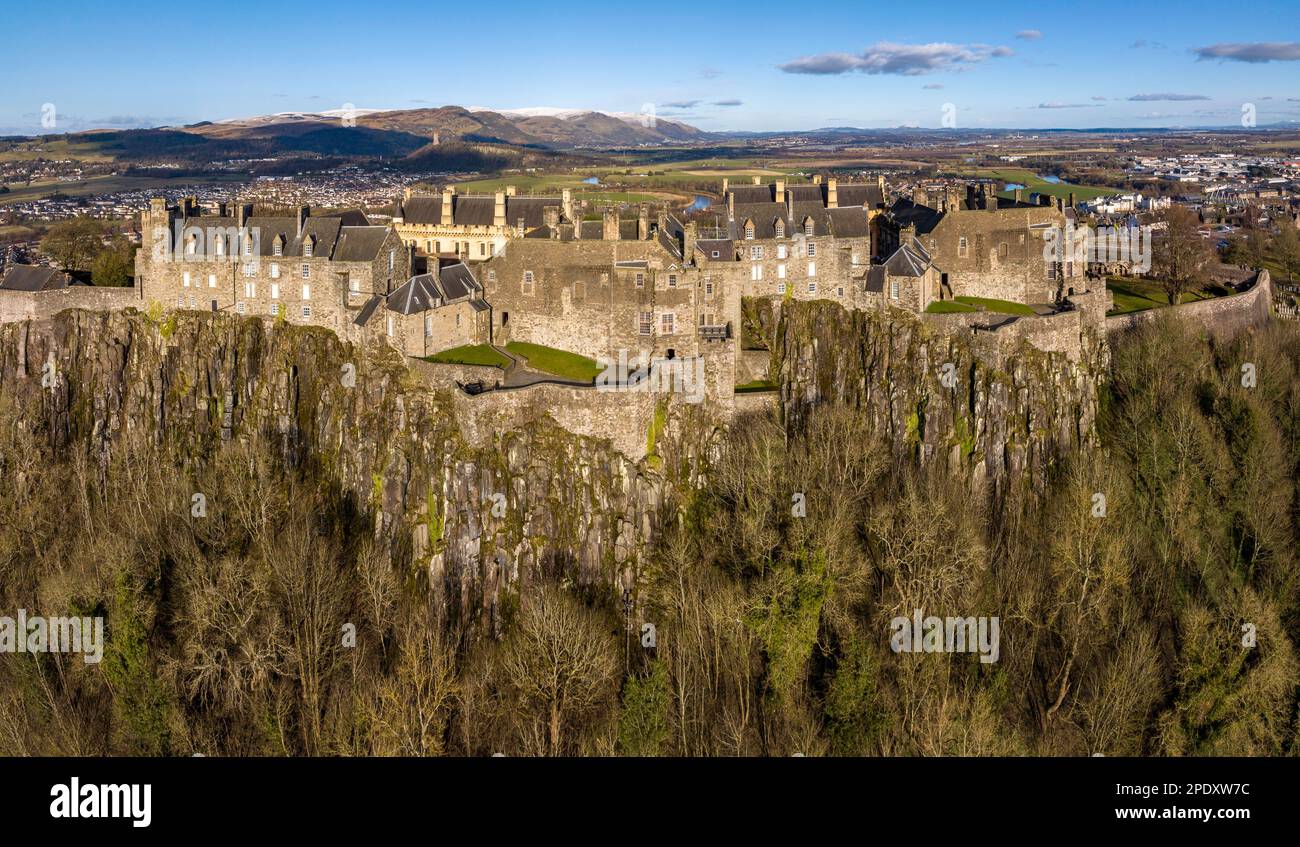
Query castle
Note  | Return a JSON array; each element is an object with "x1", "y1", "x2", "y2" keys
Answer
[{"x1": 1, "y1": 176, "x2": 1116, "y2": 413}]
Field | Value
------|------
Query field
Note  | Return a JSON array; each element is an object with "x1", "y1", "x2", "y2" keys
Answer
[
  {"x1": 0, "y1": 173, "x2": 248, "y2": 205},
  {"x1": 925, "y1": 296, "x2": 1036, "y2": 315},
  {"x1": 422, "y1": 344, "x2": 510, "y2": 369},
  {"x1": 505, "y1": 341, "x2": 604, "y2": 381},
  {"x1": 1105, "y1": 277, "x2": 1221, "y2": 315},
  {"x1": 954, "y1": 167, "x2": 1117, "y2": 202}
]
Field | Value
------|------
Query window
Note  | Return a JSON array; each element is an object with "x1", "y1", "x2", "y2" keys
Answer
[
  {"x1": 523, "y1": 270, "x2": 535, "y2": 295},
  {"x1": 270, "y1": 282, "x2": 279, "y2": 300},
  {"x1": 244, "y1": 282, "x2": 256, "y2": 298},
  {"x1": 302, "y1": 306, "x2": 312, "y2": 318},
  {"x1": 434, "y1": 241, "x2": 441, "y2": 254},
  {"x1": 704, "y1": 279, "x2": 714, "y2": 296},
  {"x1": 837, "y1": 286, "x2": 844, "y2": 297},
  {"x1": 999, "y1": 242, "x2": 1008, "y2": 258},
  {"x1": 667, "y1": 274, "x2": 677, "y2": 288},
  {"x1": 807, "y1": 242, "x2": 816, "y2": 258},
  {"x1": 271, "y1": 303, "x2": 280, "y2": 316},
  {"x1": 774, "y1": 220, "x2": 785, "y2": 238},
  {"x1": 270, "y1": 264, "x2": 280, "y2": 279},
  {"x1": 804, "y1": 219, "x2": 814, "y2": 237},
  {"x1": 711, "y1": 250, "x2": 720, "y2": 258},
  {"x1": 424, "y1": 316, "x2": 432, "y2": 337},
  {"x1": 487, "y1": 270, "x2": 497, "y2": 284},
  {"x1": 236, "y1": 302, "x2": 245, "y2": 314},
  {"x1": 176, "y1": 296, "x2": 183, "y2": 307},
  {"x1": 388, "y1": 249, "x2": 395, "y2": 271},
  {"x1": 751, "y1": 265, "x2": 763, "y2": 281},
  {"x1": 660, "y1": 312, "x2": 675, "y2": 334},
  {"x1": 273, "y1": 238, "x2": 283, "y2": 257},
  {"x1": 303, "y1": 238, "x2": 313, "y2": 258},
  {"x1": 777, "y1": 281, "x2": 786, "y2": 295},
  {"x1": 638, "y1": 311, "x2": 653, "y2": 335},
  {"x1": 478, "y1": 243, "x2": 487, "y2": 257},
  {"x1": 301, "y1": 264, "x2": 310, "y2": 280},
  {"x1": 750, "y1": 245, "x2": 763, "y2": 260},
  {"x1": 242, "y1": 262, "x2": 256, "y2": 277},
  {"x1": 348, "y1": 275, "x2": 359, "y2": 296},
  {"x1": 207, "y1": 274, "x2": 217, "y2": 288},
  {"x1": 807, "y1": 261, "x2": 817, "y2": 278},
  {"x1": 634, "y1": 272, "x2": 644, "y2": 289},
  {"x1": 302, "y1": 284, "x2": 311, "y2": 301},
  {"x1": 455, "y1": 313, "x2": 461, "y2": 327},
  {"x1": 186, "y1": 236, "x2": 197, "y2": 255},
  {"x1": 386, "y1": 316, "x2": 393, "y2": 337},
  {"x1": 778, "y1": 264, "x2": 786, "y2": 279},
  {"x1": 243, "y1": 237, "x2": 252, "y2": 256},
  {"x1": 188, "y1": 296, "x2": 195, "y2": 308},
  {"x1": 890, "y1": 280, "x2": 900, "y2": 299},
  {"x1": 183, "y1": 272, "x2": 191, "y2": 288},
  {"x1": 808, "y1": 282, "x2": 817, "y2": 294},
  {"x1": 1019, "y1": 233, "x2": 1026, "y2": 245},
  {"x1": 777, "y1": 244, "x2": 787, "y2": 259},
  {"x1": 958, "y1": 237, "x2": 968, "y2": 258},
  {"x1": 214, "y1": 236, "x2": 225, "y2": 256},
  {"x1": 744, "y1": 222, "x2": 755, "y2": 240}
]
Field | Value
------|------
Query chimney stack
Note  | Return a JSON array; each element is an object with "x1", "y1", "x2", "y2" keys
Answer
[
  {"x1": 727, "y1": 191, "x2": 735, "y2": 220},
  {"x1": 721, "y1": 177, "x2": 729, "y2": 195},
  {"x1": 638, "y1": 204, "x2": 649, "y2": 240},
  {"x1": 1014, "y1": 188, "x2": 1023, "y2": 204},
  {"x1": 441, "y1": 188, "x2": 455, "y2": 226},
  {"x1": 561, "y1": 188, "x2": 573, "y2": 222},
  {"x1": 296, "y1": 204, "x2": 309, "y2": 235},
  {"x1": 602, "y1": 208, "x2": 619, "y2": 240},
  {"x1": 494, "y1": 191, "x2": 506, "y2": 227},
  {"x1": 813, "y1": 175, "x2": 822, "y2": 185},
  {"x1": 402, "y1": 186, "x2": 414, "y2": 202},
  {"x1": 217, "y1": 201, "x2": 228, "y2": 218},
  {"x1": 237, "y1": 203, "x2": 252, "y2": 227},
  {"x1": 775, "y1": 179, "x2": 785, "y2": 201},
  {"x1": 827, "y1": 178, "x2": 838, "y2": 209},
  {"x1": 877, "y1": 174, "x2": 886, "y2": 197},
  {"x1": 505, "y1": 185, "x2": 517, "y2": 197},
  {"x1": 543, "y1": 205, "x2": 559, "y2": 229},
  {"x1": 685, "y1": 221, "x2": 698, "y2": 260}
]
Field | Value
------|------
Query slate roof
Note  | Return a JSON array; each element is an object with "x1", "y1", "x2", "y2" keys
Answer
[
  {"x1": 0, "y1": 265, "x2": 71, "y2": 291},
  {"x1": 384, "y1": 263, "x2": 483, "y2": 315},
  {"x1": 888, "y1": 198, "x2": 947, "y2": 235},
  {"x1": 399, "y1": 194, "x2": 565, "y2": 229},
  {"x1": 177, "y1": 212, "x2": 386, "y2": 261},
  {"x1": 696, "y1": 238, "x2": 736, "y2": 261},
  {"x1": 333, "y1": 226, "x2": 391, "y2": 262}
]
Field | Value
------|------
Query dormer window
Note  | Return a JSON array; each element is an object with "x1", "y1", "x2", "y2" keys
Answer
[
  {"x1": 803, "y1": 217, "x2": 815, "y2": 237},
  {"x1": 744, "y1": 220, "x2": 755, "y2": 240},
  {"x1": 273, "y1": 236, "x2": 284, "y2": 257},
  {"x1": 303, "y1": 237, "x2": 314, "y2": 258},
  {"x1": 774, "y1": 219, "x2": 785, "y2": 238}
]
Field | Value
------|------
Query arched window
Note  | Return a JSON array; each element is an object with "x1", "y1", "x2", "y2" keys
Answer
[
  {"x1": 744, "y1": 219, "x2": 755, "y2": 240},
  {"x1": 774, "y1": 219, "x2": 785, "y2": 238},
  {"x1": 303, "y1": 236, "x2": 314, "y2": 258},
  {"x1": 273, "y1": 236, "x2": 284, "y2": 257},
  {"x1": 803, "y1": 217, "x2": 815, "y2": 237}
]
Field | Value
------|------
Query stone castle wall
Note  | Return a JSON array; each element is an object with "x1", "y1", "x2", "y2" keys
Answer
[{"x1": 1106, "y1": 270, "x2": 1272, "y2": 341}]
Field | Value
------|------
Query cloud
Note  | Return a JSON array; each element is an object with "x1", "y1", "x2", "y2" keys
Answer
[
  {"x1": 1016, "y1": 29, "x2": 1042, "y2": 40},
  {"x1": 1090, "y1": 95, "x2": 1107, "y2": 101},
  {"x1": 922, "y1": 83, "x2": 944, "y2": 90},
  {"x1": 1130, "y1": 40, "x2": 1165, "y2": 49},
  {"x1": 661, "y1": 100, "x2": 701, "y2": 109},
  {"x1": 1193, "y1": 42, "x2": 1300, "y2": 63},
  {"x1": 778, "y1": 41, "x2": 1013, "y2": 76},
  {"x1": 1034, "y1": 102, "x2": 1102, "y2": 109},
  {"x1": 711, "y1": 99, "x2": 743, "y2": 107},
  {"x1": 1128, "y1": 93, "x2": 1210, "y2": 101},
  {"x1": 699, "y1": 67, "x2": 722, "y2": 79}
]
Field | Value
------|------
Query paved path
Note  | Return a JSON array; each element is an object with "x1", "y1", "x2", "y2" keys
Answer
[{"x1": 493, "y1": 344, "x2": 589, "y2": 389}]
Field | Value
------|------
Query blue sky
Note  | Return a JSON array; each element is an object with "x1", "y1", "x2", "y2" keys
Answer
[{"x1": 2, "y1": 0, "x2": 1297, "y2": 135}]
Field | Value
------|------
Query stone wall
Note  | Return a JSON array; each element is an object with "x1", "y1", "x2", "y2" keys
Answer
[
  {"x1": 1106, "y1": 270, "x2": 1272, "y2": 341},
  {"x1": 0, "y1": 285, "x2": 142, "y2": 323}
]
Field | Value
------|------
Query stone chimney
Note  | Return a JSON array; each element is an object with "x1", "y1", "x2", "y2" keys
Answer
[
  {"x1": 877, "y1": 174, "x2": 886, "y2": 197},
  {"x1": 602, "y1": 208, "x2": 619, "y2": 240},
  {"x1": 684, "y1": 221, "x2": 698, "y2": 260},
  {"x1": 813, "y1": 175, "x2": 822, "y2": 185},
  {"x1": 494, "y1": 191, "x2": 506, "y2": 227},
  {"x1": 827, "y1": 178, "x2": 838, "y2": 209},
  {"x1": 505, "y1": 185, "x2": 517, "y2": 197},
  {"x1": 543, "y1": 205, "x2": 560, "y2": 229},
  {"x1": 657, "y1": 208, "x2": 668, "y2": 234},
  {"x1": 237, "y1": 203, "x2": 252, "y2": 227},
  {"x1": 1013, "y1": 188, "x2": 1023, "y2": 204},
  {"x1": 913, "y1": 187, "x2": 929, "y2": 207},
  {"x1": 638, "y1": 204, "x2": 649, "y2": 240},
  {"x1": 217, "y1": 201, "x2": 228, "y2": 218},
  {"x1": 296, "y1": 204, "x2": 309, "y2": 235},
  {"x1": 727, "y1": 191, "x2": 735, "y2": 220},
  {"x1": 721, "y1": 177, "x2": 729, "y2": 195},
  {"x1": 402, "y1": 186, "x2": 414, "y2": 202},
  {"x1": 441, "y1": 188, "x2": 455, "y2": 226},
  {"x1": 775, "y1": 179, "x2": 785, "y2": 202},
  {"x1": 751, "y1": 176, "x2": 760, "y2": 185},
  {"x1": 561, "y1": 188, "x2": 573, "y2": 222}
]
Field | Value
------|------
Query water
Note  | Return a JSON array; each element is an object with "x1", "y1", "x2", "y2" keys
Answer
[
  {"x1": 1004, "y1": 183, "x2": 1026, "y2": 190},
  {"x1": 582, "y1": 177, "x2": 600, "y2": 185},
  {"x1": 689, "y1": 195, "x2": 711, "y2": 211},
  {"x1": 1039, "y1": 175, "x2": 1063, "y2": 184}
]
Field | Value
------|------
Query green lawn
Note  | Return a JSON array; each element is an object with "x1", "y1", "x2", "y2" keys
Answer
[
  {"x1": 423, "y1": 344, "x2": 510, "y2": 369},
  {"x1": 735, "y1": 379, "x2": 777, "y2": 393},
  {"x1": 953, "y1": 167, "x2": 1117, "y2": 203},
  {"x1": 505, "y1": 341, "x2": 605, "y2": 381},
  {"x1": 926, "y1": 296, "x2": 1033, "y2": 315},
  {"x1": 1106, "y1": 277, "x2": 1217, "y2": 315}
]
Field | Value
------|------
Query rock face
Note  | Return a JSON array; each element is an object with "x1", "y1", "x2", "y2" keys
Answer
[
  {"x1": 0, "y1": 309, "x2": 695, "y2": 628},
  {"x1": 0, "y1": 301, "x2": 1106, "y2": 625},
  {"x1": 762, "y1": 299, "x2": 1107, "y2": 492}
]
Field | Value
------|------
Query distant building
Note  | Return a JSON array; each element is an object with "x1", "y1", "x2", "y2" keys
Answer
[{"x1": 392, "y1": 186, "x2": 577, "y2": 262}]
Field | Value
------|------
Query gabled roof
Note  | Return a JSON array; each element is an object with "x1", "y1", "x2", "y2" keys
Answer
[
  {"x1": 385, "y1": 262, "x2": 482, "y2": 315},
  {"x1": 695, "y1": 238, "x2": 736, "y2": 261},
  {"x1": 399, "y1": 194, "x2": 566, "y2": 230},
  {"x1": 882, "y1": 239, "x2": 932, "y2": 277},
  {"x1": 0, "y1": 264, "x2": 71, "y2": 291},
  {"x1": 333, "y1": 226, "x2": 390, "y2": 262}
]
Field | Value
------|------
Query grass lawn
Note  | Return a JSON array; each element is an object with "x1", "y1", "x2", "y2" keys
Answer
[
  {"x1": 954, "y1": 167, "x2": 1117, "y2": 202},
  {"x1": 1106, "y1": 277, "x2": 1217, "y2": 315},
  {"x1": 925, "y1": 300, "x2": 979, "y2": 314},
  {"x1": 953, "y1": 296, "x2": 1037, "y2": 316},
  {"x1": 505, "y1": 341, "x2": 605, "y2": 381},
  {"x1": 735, "y1": 379, "x2": 777, "y2": 393},
  {"x1": 423, "y1": 344, "x2": 510, "y2": 369}
]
